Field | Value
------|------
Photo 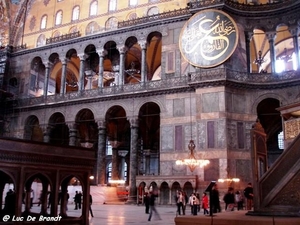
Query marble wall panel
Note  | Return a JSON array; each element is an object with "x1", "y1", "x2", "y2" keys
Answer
[
  {"x1": 173, "y1": 98, "x2": 185, "y2": 117},
  {"x1": 161, "y1": 125, "x2": 174, "y2": 152},
  {"x1": 202, "y1": 92, "x2": 219, "y2": 113}
]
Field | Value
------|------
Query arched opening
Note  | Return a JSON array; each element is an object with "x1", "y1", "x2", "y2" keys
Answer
[{"x1": 257, "y1": 98, "x2": 282, "y2": 166}]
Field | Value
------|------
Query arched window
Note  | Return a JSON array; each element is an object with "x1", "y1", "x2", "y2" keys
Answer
[
  {"x1": 40, "y1": 15, "x2": 47, "y2": 29},
  {"x1": 55, "y1": 10, "x2": 63, "y2": 25},
  {"x1": 278, "y1": 131, "x2": 284, "y2": 149},
  {"x1": 36, "y1": 34, "x2": 46, "y2": 47},
  {"x1": 53, "y1": 31, "x2": 61, "y2": 37},
  {"x1": 147, "y1": 6, "x2": 159, "y2": 16},
  {"x1": 90, "y1": 1, "x2": 98, "y2": 16},
  {"x1": 72, "y1": 6, "x2": 80, "y2": 21},
  {"x1": 109, "y1": 0, "x2": 117, "y2": 12},
  {"x1": 69, "y1": 26, "x2": 78, "y2": 33},
  {"x1": 128, "y1": 12, "x2": 137, "y2": 20},
  {"x1": 86, "y1": 21, "x2": 100, "y2": 35},
  {"x1": 105, "y1": 17, "x2": 118, "y2": 30},
  {"x1": 129, "y1": 0, "x2": 137, "y2": 7}
]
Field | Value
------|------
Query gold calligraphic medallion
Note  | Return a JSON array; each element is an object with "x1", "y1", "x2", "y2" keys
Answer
[{"x1": 179, "y1": 9, "x2": 239, "y2": 68}]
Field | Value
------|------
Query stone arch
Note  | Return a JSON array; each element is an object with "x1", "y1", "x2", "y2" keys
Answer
[
  {"x1": 251, "y1": 93, "x2": 286, "y2": 115},
  {"x1": 23, "y1": 115, "x2": 43, "y2": 141},
  {"x1": 103, "y1": 41, "x2": 119, "y2": 86},
  {"x1": 146, "y1": 31, "x2": 162, "y2": 81},
  {"x1": 183, "y1": 181, "x2": 194, "y2": 197},
  {"x1": 125, "y1": 36, "x2": 141, "y2": 84},
  {"x1": 0, "y1": 170, "x2": 16, "y2": 216},
  {"x1": 171, "y1": 181, "x2": 181, "y2": 204},
  {"x1": 84, "y1": 44, "x2": 99, "y2": 89},
  {"x1": 23, "y1": 173, "x2": 52, "y2": 215},
  {"x1": 48, "y1": 112, "x2": 69, "y2": 145},
  {"x1": 59, "y1": 174, "x2": 85, "y2": 217},
  {"x1": 138, "y1": 102, "x2": 160, "y2": 175},
  {"x1": 160, "y1": 181, "x2": 169, "y2": 205},
  {"x1": 256, "y1": 97, "x2": 283, "y2": 165},
  {"x1": 105, "y1": 105, "x2": 129, "y2": 182},
  {"x1": 75, "y1": 108, "x2": 97, "y2": 148}
]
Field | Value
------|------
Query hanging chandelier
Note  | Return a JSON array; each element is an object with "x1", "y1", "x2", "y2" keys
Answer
[{"x1": 176, "y1": 139, "x2": 210, "y2": 172}]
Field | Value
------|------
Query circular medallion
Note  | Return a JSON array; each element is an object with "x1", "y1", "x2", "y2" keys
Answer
[{"x1": 179, "y1": 9, "x2": 239, "y2": 68}]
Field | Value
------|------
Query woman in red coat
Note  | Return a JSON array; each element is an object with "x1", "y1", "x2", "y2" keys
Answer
[{"x1": 202, "y1": 192, "x2": 209, "y2": 215}]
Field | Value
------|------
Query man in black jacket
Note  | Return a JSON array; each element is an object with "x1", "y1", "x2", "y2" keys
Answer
[{"x1": 243, "y1": 183, "x2": 254, "y2": 210}]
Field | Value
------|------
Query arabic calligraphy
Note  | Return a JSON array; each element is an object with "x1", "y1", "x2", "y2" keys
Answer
[{"x1": 179, "y1": 10, "x2": 238, "y2": 68}]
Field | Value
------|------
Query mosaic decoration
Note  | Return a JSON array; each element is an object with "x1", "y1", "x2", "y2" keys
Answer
[
  {"x1": 44, "y1": 0, "x2": 50, "y2": 6},
  {"x1": 29, "y1": 16, "x2": 36, "y2": 31}
]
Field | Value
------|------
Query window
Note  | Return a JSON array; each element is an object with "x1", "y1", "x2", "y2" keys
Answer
[
  {"x1": 147, "y1": 6, "x2": 159, "y2": 16},
  {"x1": 36, "y1": 34, "x2": 46, "y2": 47},
  {"x1": 109, "y1": 0, "x2": 117, "y2": 11},
  {"x1": 90, "y1": 1, "x2": 98, "y2": 16},
  {"x1": 129, "y1": 0, "x2": 137, "y2": 7},
  {"x1": 278, "y1": 131, "x2": 284, "y2": 149},
  {"x1": 40, "y1": 15, "x2": 47, "y2": 29},
  {"x1": 72, "y1": 6, "x2": 80, "y2": 21},
  {"x1": 128, "y1": 12, "x2": 137, "y2": 20},
  {"x1": 105, "y1": 17, "x2": 118, "y2": 30},
  {"x1": 55, "y1": 10, "x2": 63, "y2": 25},
  {"x1": 86, "y1": 21, "x2": 100, "y2": 35}
]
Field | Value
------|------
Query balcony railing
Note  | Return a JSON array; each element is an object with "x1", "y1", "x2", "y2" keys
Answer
[
  {"x1": 118, "y1": 8, "x2": 190, "y2": 28},
  {"x1": 46, "y1": 31, "x2": 81, "y2": 45},
  {"x1": 8, "y1": 69, "x2": 300, "y2": 108}
]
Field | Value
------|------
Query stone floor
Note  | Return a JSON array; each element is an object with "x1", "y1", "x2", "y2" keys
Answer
[{"x1": 28, "y1": 203, "x2": 300, "y2": 225}]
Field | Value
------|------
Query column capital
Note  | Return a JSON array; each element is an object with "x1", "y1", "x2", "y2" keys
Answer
[
  {"x1": 42, "y1": 60, "x2": 51, "y2": 68},
  {"x1": 61, "y1": 58, "x2": 68, "y2": 65},
  {"x1": 78, "y1": 53, "x2": 88, "y2": 61},
  {"x1": 138, "y1": 41, "x2": 147, "y2": 49},
  {"x1": 117, "y1": 45, "x2": 128, "y2": 54},
  {"x1": 245, "y1": 31, "x2": 253, "y2": 42},
  {"x1": 128, "y1": 116, "x2": 139, "y2": 128},
  {"x1": 289, "y1": 27, "x2": 299, "y2": 37},
  {"x1": 266, "y1": 32, "x2": 277, "y2": 41},
  {"x1": 97, "y1": 49, "x2": 108, "y2": 57},
  {"x1": 66, "y1": 122, "x2": 77, "y2": 130},
  {"x1": 97, "y1": 119, "x2": 106, "y2": 128}
]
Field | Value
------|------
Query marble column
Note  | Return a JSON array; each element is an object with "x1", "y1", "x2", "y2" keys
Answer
[
  {"x1": 42, "y1": 60, "x2": 50, "y2": 98},
  {"x1": 95, "y1": 119, "x2": 107, "y2": 185},
  {"x1": 127, "y1": 117, "x2": 139, "y2": 203},
  {"x1": 68, "y1": 123, "x2": 78, "y2": 146},
  {"x1": 290, "y1": 27, "x2": 300, "y2": 70},
  {"x1": 112, "y1": 148, "x2": 119, "y2": 181},
  {"x1": 118, "y1": 46, "x2": 127, "y2": 87},
  {"x1": 266, "y1": 32, "x2": 277, "y2": 73},
  {"x1": 245, "y1": 31, "x2": 253, "y2": 73},
  {"x1": 139, "y1": 41, "x2": 147, "y2": 85},
  {"x1": 97, "y1": 49, "x2": 107, "y2": 91},
  {"x1": 43, "y1": 125, "x2": 53, "y2": 143},
  {"x1": 60, "y1": 58, "x2": 67, "y2": 95},
  {"x1": 144, "y1": 149, "x2": 151, "y2": 175},
  {"x1": 118, "y1": 150, "x2": 128, "y2": 181},
  {"x1": 78, "y1": 54, "x2": 86, "y2": 93}
]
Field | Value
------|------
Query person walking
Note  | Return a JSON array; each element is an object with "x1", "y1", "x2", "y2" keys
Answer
[
  {"x1": 211, "y1": 184, "x2": 221, "y2": 213},
  {"x1": 89, "y1": 194, "x2": 94, "y2": 217},
  {"x1": 202, "y1": 192, "x2": 209, "y2": 215},
  {"x1": 143, "y1": 192, "x2": 150, "y2": 214},
  {"x1": 243, "y1": 183, "x2": 254, "y2": 210},
  {"x1": 223, "y1": 187, "x2": 235, "y2": 211},
  {"x1": 148, "y1": 191, "x2": 161, "y2": 221},
  {"x1": 176, "y1": 191, "x2": 184, "y2": 215},
  {"x1": 235, "y1": 191, "x2": 243, "y2": 210}
]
